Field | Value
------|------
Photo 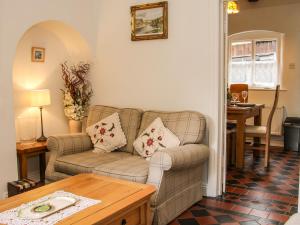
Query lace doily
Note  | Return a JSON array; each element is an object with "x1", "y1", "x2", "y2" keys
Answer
[{"x1": 0, "y1": 190, "x2": 101, "y2": 225}]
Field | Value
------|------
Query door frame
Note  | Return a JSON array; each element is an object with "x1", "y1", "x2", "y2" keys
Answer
[{"x1": 217, "y1": 0, "x2": 228, "y2": 195}]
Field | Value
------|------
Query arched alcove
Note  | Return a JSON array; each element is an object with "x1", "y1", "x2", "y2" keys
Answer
[{"x1": 13, "y1": 20, "x2": 92, "y2": 142}]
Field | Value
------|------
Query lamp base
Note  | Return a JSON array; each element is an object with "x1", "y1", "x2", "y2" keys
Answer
[{"x1": 37, "y1": 135, "x2": 47, "y2": 142}]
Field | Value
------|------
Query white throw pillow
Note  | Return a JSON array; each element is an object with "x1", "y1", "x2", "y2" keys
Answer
[
  {"x1": 133, "y1": 117, "x2": 180, "y2": 159},
  {"x1": 86, "y1": 112, "x2": 127, "y2": 152}
]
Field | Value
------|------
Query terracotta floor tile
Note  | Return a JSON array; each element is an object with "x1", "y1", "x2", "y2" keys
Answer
[
  {"x1": 247, "y1": 190, "x2": 265, "y2": 198},
  {"x1": 231, "y1": 205, "x2": 252, "y2": 214},
  {"x1": 268, "y1": 212, "x2": 289, "y2": 223},
  {"x1": 226, "y1": 186, "x2": 236, "y2": 193},
  {"x1": 232, "y1": 187, "x2": 248, "y2": 195},
  {"x1": 195, "y1": 216, "x2": 218, "y2": 224},
  {"x1": 221, "y1": 223, "x2": 240, "y2": 225},
  {"x1": 177, "y1": 211, "x2": 194, "y2": 219},
  {"x1": 171, "y1": 150, "x2": 299, "y2": 225},
  {"x1": 230, "y1": 214, "x2": 252, "y2": 222},
  {"x1": 249, "y1": 209, "x2": 270, "y2": 218},
  {"x1": 168, "y1": 220, "x2": 180, "y2": 225}
]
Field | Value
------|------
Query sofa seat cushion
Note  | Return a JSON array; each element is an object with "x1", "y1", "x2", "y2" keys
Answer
[
  {"x1": 54, "y1": 150, "x2": 131, "y2": 175},
  {"x1": 245, "y1": 125, "x2": 267, "y2": 135},
  {"x1": 93, "y1": 156, "x2": 150, "y2": 183}
]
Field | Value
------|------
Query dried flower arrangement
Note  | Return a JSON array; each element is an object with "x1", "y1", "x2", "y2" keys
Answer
[{"x1": 61, "y1": 62, "x2": 93, "y2": 121}]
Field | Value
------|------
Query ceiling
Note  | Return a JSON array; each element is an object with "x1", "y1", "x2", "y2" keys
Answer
[{"x1": 239, "y1": 0, "x2": 300, "y2": 10}]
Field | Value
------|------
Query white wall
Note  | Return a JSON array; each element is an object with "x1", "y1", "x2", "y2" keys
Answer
[
  {"x1": 0, "y1": 0, "x2": 223, "y2": 198},
  {"x1": 14, "y1": 23, "x2": 92, "y2": 141},
  {"x1": 229, "y1": 3, "x2": 300, "y2": 117},
  {"x1": 92, "y1": 0, "x2": 222, "y2": 196},
  {"x1": 13, "y1": 23, "x2": 92, "y2": 173},
  {"x1": 0, "y1": 0, "x2": 98, "y2": 198}
]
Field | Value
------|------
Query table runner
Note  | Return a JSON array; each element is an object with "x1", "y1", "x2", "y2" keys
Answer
[{"x1": 0, "y1": 191, "x2": 101, "y2": 225}]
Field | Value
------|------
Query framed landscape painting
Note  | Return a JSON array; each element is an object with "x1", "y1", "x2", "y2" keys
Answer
[
  {"x1": 131, "y1": 1, "x2": 168, "y2": 41},
  {"x1": 31, "y1": 47, "x2": 45, "y2": 62}
]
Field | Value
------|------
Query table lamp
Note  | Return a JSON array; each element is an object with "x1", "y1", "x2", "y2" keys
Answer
[{"x1": 31, "y1": 89, "x2": 51, "y2": 142}]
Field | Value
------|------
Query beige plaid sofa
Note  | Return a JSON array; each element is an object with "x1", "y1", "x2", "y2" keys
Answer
[{"x1": 46, "y1": 105, "x2": 210, "y2": 225}]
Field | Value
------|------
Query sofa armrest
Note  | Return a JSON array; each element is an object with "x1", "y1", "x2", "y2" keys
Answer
[
  {"x1": 149, "y1": 144, "x2": 210, "y2": 171},
  {"x1": 146, "y1": 144, "x2": 210, "y2": 210},
  {"x1": 46, "y1": 133, "x2": 93, "y2": 181},
  {"x1": 47, "y1": 133, "x2": 93, "y2": 156}
]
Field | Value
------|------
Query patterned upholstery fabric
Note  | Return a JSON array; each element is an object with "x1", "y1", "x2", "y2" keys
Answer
[
  {"x1": 147, "y1": 144, "x2": 210, "y2": 206},
  {"x1": 93, "y1": 156, "x2": 150, "y2": 183},
  {"x1": 138, "y1": 110, "x2": 206, "y2": 146},
  {"x1": 46, "y1": 133, "x2": 94, "y2": 181},
  {"x1": 49, "y1": 133, "x2": 93, "y2": 156},
  {"x1": 55, "y1": 150, "x2": 131, "y2": 175},
  {"x1": 152, "y1": 177, "x2": 203, "y2": 225},
  {"x1": 148, "y1": 144, "x2": 209, "y2": 225},
  {"x1": 45, "y1": 105, "x2": 210, "y2": 225},
  {"x1": 87, "y1": 105, "x2": 142, "y2": 153}
]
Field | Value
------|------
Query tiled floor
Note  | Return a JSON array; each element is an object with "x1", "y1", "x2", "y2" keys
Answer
[{"x1": 170, "y1": 149, "x2": 300, "y2": 225}]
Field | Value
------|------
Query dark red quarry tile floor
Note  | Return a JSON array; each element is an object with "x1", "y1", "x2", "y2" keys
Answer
[{"x1": 169, "y1": 149, "x2": 300, "y2": 225}]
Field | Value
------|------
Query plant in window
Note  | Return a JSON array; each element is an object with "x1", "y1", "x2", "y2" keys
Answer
[{"x1": 61, "y1": 62, "x2": 93, "y2": 121}]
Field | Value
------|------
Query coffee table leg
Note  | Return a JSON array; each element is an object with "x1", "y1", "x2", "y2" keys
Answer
[
  {"x1": 236, "y1": 119, "x2": 246, "y2": 169},
  {"x1": 39, "y1": 152, "x2": 46, "y2": 184},
  {"x1": 146, "y1": 202, "x2": 152, "y2": 225}
]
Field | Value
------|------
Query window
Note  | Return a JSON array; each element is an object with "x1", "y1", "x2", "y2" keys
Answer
[{"x1": 229, "y1": 39, "x2": 279, "y2": 88}]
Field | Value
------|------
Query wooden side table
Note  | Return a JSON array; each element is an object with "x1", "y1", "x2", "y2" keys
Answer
[{"x1": 16, "y1": 141, "x2": 48, "y2": 184}]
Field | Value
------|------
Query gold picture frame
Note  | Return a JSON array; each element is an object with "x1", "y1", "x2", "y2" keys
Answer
[
  {"x1": 131, "y1": 1, "x2": 168, "y2": 41},
  {"x1": 31, "y1": 47, "x2": 45, "y2": 62}
]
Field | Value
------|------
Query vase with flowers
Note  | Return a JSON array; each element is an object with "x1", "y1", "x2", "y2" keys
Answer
[{"x1": 61, "y1": 62, "x2": 93, "y2": 133}]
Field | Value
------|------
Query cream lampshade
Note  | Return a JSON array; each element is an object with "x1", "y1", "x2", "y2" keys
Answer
[
  {"x1": 30, "y1": 89, "x2": 51, "y2": 142},
  {"x1": 31, "y1": 89, "x2": 51, "y2": 107}
]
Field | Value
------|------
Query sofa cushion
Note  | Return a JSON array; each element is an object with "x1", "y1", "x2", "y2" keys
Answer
[
  {"x1": 134, "y1": 117, "x2": 180, "y2": 159},
  {"x1": 87, "y1": 105, "x2": 143, "y2": 154},
  {"x1": 93, "y1": 156, "x2": 150, "y2": 183},
  {"x1": 86, "y1": 113, "x2": 127, "y2": 152},
  {"x1": 138, "y1": 111, "x2": 206, "y2": 146},
  {"x1": 54, "y1": 150, "x2": 131, "y2": 175}
]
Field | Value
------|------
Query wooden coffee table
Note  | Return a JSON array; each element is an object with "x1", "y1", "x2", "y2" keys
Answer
[{"x1": 0, "y1": 174, "x2": 156, "y2": 225}]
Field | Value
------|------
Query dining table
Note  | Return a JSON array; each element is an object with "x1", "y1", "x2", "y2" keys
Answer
[{"x1": 227, "y1": 103, "x2": 265, "y2": 168}]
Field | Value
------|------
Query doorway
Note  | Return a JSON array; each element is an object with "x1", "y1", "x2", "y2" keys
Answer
[{"x1": 222, "y1": 0, "x2": 300, "y2": 223}]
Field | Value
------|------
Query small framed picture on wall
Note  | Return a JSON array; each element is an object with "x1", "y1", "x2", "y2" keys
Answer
[{"x1": 31, "y1": 47, "x2": 45, "y2": 62}]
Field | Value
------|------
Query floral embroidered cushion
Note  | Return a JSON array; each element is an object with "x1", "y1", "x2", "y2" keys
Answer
[
  {"x1": 86, "y1": 113, "x2": 127, "y2": 152},
  {"x1": 133, "y1": 117, "x2": 180, "y2": 159}
]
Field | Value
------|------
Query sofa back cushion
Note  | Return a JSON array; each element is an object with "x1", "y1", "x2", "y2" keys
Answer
[
  {"x1": 138, "y1": 111, "x2": 206, "y2": 146},
  {"x1": 87, "y1": 105, "x2": 142, "y2": 153}
]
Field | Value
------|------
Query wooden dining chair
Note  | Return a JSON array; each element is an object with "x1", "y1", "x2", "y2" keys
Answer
[
  {"x1": 245, "y1": 85, "x2": 280, "y2": 168},
  {"x1": 230, "y1": 84, "x2": 249, "y2": 102},
  {"x1": 227, "y1": 124, "x2": 236, "y2": 166}
]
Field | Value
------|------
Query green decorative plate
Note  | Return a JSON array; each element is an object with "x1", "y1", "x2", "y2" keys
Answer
[
  {"x1": 32, "y1": 204, "x2": 53, "y2": 213},
  {"x1": 18, "y1": 196, "x2": 77, "y2": 220}
]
